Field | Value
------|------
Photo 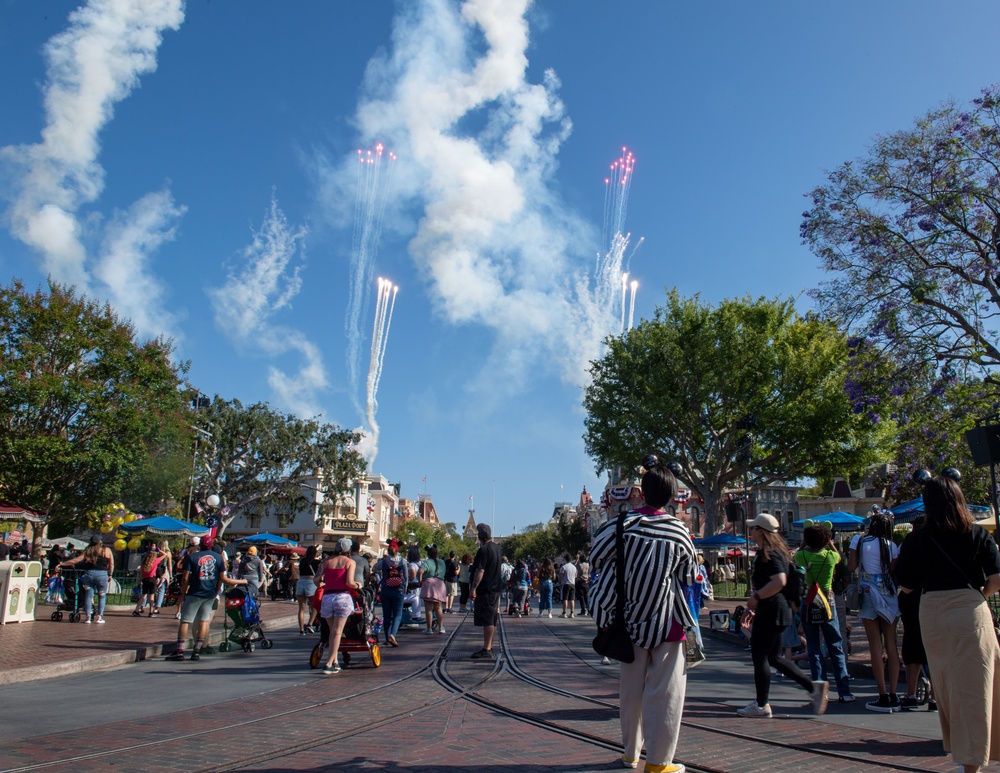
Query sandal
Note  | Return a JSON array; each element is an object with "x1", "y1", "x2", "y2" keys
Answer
[
  {"x1": 152, "y1": 609, "x2": 160, "y2": 615},
  {"x1": 131, "y1": 610, "x2": 142, "y2": 617},
  {"x1": 387, "y1": 636, "x2": 399, "y2": 647}
]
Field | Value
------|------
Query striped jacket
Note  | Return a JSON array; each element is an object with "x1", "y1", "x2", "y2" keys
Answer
[{"x1": 591, "y1": 507, "x2": 697, "y2": 649}]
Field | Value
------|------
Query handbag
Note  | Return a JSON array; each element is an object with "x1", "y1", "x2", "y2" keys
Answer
[{"x1": 592, "y1": 511, "x2": 636, "y2": 663}]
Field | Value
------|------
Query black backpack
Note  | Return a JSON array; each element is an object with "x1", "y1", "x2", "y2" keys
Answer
[{"x1": 783, "y1": 561, "x2": 807, "y2": 606}]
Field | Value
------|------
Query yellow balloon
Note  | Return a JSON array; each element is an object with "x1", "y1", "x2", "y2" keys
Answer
[
  {"x1": 127, "y1": 537, "x2": 142, "y2": 550},
  {"x1": 100, "y1": 522, "x2": 113, "y2": 533},
  {"x1": 124, "y1": 513, "x2": 137, "y2": 523},
  {"x1": 113, "y1": 539, "x2": 127, "y2": 552},
  {"x1": 112, "y1": 516, "x2": 124, "y2": 527}
]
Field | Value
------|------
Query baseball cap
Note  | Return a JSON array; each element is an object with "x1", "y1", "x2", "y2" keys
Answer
[
  {"x1": 337, "y1": 537, "x2": 353, "y2": 553},
  {"x1": 747, "y1": 513, "x2": 780, "y2": 533},
  {"x1": 200, "y1": 535, "x2": 215, "y2": 549}
]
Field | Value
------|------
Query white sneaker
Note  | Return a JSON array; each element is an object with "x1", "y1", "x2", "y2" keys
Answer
[
  {"x1": 736, "y1": 701, "x2": 772, "y2": 718},
  {"x1": 810, "y1": 681, "x2": 829, "y2": 715},
  {"x1": 96, "y1": 617, "x2": 106, "y2": 624},
  {"x1": 601, "y1": 656, "x2": 612, "y2": 665},
  {"x1": 438, "y1": 628, "x2": 446, "y2": 634},
  {"x1": 84, "y1": 617, "x2": 92, "y2": 624},
  {"x1": 548, "y1": 612, "x2": 553, "y2": 618}
]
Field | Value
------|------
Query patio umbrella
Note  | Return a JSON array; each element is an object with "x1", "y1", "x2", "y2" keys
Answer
[
  {"x1": 117, "y1": 515, "x2": 209, "y2": 537},
  {"x1": 891, "y1": 497, "x2": 991, "y2": 524},
  {"x1": 233, "y1": 533, "x2": 299, "y2": 548},
  {"x1": 693, "y1": 533, "x2": 747, "y2": 547},
  {"x1": 791, "y1": 511, "x2": 867, "y2": 532}
]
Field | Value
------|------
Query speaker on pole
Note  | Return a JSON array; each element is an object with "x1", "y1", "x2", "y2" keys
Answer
[
  {"x1": 726, "y1": 502, "x2": 743, "y2": 522},
  {"x1": 965, "y1": 424, "x2": 1000, "y2": 467}
]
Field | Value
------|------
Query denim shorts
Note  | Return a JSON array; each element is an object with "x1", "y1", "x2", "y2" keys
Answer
[
  {"x1": 295, "y1": 578, "x2": 317, "y2": 598},
  {"x1": 180, "y1": 595, "x2": 216, "y2": 623}
]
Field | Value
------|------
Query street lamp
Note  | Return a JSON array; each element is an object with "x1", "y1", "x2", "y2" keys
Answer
[{"x1": 186, "y1": 425, "x2": 213, "y2": 520}]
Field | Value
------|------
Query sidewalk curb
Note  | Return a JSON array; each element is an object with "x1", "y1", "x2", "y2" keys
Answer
[{"x1": 0, "y1": 613, "x2": 300, "y2": 686}]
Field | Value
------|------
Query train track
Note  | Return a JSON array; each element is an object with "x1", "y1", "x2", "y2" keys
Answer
[{"x1": 0, "y1": 612, "x2": 948, "y2": 773}]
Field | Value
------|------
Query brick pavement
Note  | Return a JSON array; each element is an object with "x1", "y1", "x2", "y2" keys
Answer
[{"x1": 1, "y1": 598, "x2": 998, "y2": 773}]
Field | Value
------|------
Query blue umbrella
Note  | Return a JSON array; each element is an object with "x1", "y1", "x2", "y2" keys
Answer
[
  {"x1": 117, "y1": 515, "x2": 209, "y2": 537},
  {"x1": 233, "y1": 532, "x2": 299, "y2": 547},
  {"x1": 791, "y1": 511, "x2": 867, "y2": 532},
  {"x1": 693, "y1": 533, "x2": 747, "y2": 547}
]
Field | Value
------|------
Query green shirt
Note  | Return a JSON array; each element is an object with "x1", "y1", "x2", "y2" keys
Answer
[{"x1": 794, "y1": 547, "x2": 840, "y2": 592}]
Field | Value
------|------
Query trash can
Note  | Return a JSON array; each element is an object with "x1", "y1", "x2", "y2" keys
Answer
[{"x1": 0, "y1": 560, "x2": 42, "y2": 623}]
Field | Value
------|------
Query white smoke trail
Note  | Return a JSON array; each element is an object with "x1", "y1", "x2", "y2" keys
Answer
[
  {"x1": 628, "y1": 280, "x2": 638, "y2": 331},
  {"x1": 0, "y1": 0, "x2": 184, "y2": 340},
  {"x1": 363, "y1": 277, "x2": 399, "y2": 465},
  {"x1": 208, "y1": 195, "x2": 327, "y2": 418},
  {"x1": 345, "y1": 144, "x2": 396, "y2": 418}
]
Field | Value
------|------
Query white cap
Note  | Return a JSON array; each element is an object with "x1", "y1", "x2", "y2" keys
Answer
[{"x1": 747, "y1": 513, "x2": 780, "y2": 533}]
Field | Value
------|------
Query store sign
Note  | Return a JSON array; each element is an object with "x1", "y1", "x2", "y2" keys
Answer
[{"x1": 331, "y1": 519, "x2": 368, "y2": 533}]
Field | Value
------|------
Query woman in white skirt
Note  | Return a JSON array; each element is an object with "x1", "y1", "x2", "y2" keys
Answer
[{"x1": 897, "y1": 469, "x2": 1000, "y2": 773}]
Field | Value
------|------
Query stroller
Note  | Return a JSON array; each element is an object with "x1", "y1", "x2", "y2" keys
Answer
[
  {"x1": 310, "y1": 581, "x2": 382, "y2": 669},
  {"x1": 219, "y1": 587, "x2": 273, "y2": 653},
  {"x1": 49, "y1": 569, "x2": 85, "y2": 622}
]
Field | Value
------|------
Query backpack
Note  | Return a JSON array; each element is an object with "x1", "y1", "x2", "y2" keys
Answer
[
  {"x1": 383, "y1": 558, "x2": 404, "y2": 589},
  {"x1": 783, "y1": 561, "x2": 807, "y2": 606}
]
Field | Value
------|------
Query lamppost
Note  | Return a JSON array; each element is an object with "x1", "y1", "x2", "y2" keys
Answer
[{"x1": 187, "y1": 426, "x2": 213, "y2": 520}]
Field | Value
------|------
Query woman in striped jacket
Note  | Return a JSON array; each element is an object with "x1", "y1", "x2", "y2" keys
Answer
[{"x1": 591, "y1": 455, "x2": 696, "y2": 773}]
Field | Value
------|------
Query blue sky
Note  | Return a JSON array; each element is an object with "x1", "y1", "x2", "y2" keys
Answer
[{"x1": 1, "y1": 1, "x2": 998, "y2": 536}]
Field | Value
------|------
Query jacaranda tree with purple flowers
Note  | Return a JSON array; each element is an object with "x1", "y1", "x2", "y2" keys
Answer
[{"x1": 803, "y1": 85, "x2": 1000, "y2": 385}]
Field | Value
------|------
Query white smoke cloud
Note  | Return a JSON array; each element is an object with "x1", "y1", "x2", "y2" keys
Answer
[
  {"x1": 341, "y1": 0, "x2": 618, "y2": 394},
  {"x1": 96, "y1": 190, "x2": 186, "y2": 342},
  {"x1": 0, "y1": 0, "x2": 184, "y2": 339},
  {"x1": 209, "y1": 194, "x2": 328, "y2": 418}
]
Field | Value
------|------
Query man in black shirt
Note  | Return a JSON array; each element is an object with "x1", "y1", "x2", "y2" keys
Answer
[{"x1": 469, "y1": 523, "x2": 502, "y2": 659}]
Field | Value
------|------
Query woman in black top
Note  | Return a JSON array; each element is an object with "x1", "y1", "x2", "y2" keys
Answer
[
  {"x1": 897, "y1": 473, "x2": 1000, "y2": 773},
  {"x1": 295, "y1": 545, "x2": 321, "y2": 635},
  {"x1": 738, "y1": 513, "x2": 827, "y2": 718}
]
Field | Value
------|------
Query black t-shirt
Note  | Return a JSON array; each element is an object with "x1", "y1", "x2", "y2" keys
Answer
[
  {"x1": 444, "y1": 558, "x2": 459, "y2": 582},
  {"x1": 472, "y1": 542, "x2": 504, "y2": 592},
  {"x1": 751, "y1": 547, "x2": 792, "y2": 625},
  {"x1": 896, "y1": 524, "x2": 1000, "y2": 593}
]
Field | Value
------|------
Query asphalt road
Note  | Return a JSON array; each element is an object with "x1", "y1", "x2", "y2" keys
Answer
[{"x1": 0, "y1": 627, "x2": 320, "y2": 742}]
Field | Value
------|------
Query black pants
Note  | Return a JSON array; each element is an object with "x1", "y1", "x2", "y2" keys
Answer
[
  {"x1": 459, "y1": 582, "x2": 470, "y2": 607},
  {"x1": 575, "y1": 581, "x2": 589, "y2": 614},
  {"x1": 751, "y1": 619, "x2": 813, "y2": 707}
]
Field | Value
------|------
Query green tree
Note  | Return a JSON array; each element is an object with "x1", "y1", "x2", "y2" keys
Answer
[
  {"x1": 583, "y1": 290, "x2": 893, "y2": 538},
  {"x1": 392, "y1": 518, "x2": 476, "y2": 560},
  {"x1": 802, "y1": 85, "x2": 1000, "y2": 389},
  {"x1": 0, "y1": 280, "x2": 188, "y2": 552},
  {"x1": 190, "y1": 397, "x2": 367, "y2": 537}
]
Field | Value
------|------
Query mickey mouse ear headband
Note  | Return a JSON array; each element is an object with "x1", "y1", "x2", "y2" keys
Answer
[
  {"x1": 641, "y1": 454, "x2": 684, "y2": 478},
  {"x1": 913, "y1": 466, "x2": 962, "y2": 484}
]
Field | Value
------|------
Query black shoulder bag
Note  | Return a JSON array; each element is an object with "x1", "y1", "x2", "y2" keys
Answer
[{"x1": 592, "y1": 511, "x2": 636, "y2": 663}]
